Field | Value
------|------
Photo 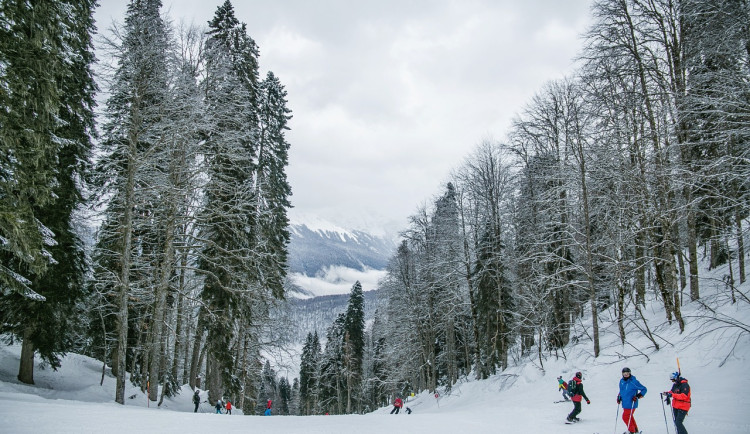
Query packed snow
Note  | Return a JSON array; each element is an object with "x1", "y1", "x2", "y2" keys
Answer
[{"x1": 2, "y1": 265, "x2": 749, "y2": 433}]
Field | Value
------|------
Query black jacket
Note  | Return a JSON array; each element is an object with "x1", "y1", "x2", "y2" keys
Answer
[{"x1": 572, "y1": 380, "x2": 589, "y2": 402}]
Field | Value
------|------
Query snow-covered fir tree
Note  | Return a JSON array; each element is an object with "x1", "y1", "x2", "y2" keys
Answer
[{"x1": 0, "y1": 0, "x2": 96, "y2": 385}]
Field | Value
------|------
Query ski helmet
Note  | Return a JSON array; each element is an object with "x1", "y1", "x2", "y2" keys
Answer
[
  {"x1": 575, "y1": 371, "x2": 582, "y2": 379},
  {"x1": 622, "y1": 367, "x2": 631, "y2": 374},
  {"x1": 670, "y1": 371, "x2": 680, "y2": 381}
]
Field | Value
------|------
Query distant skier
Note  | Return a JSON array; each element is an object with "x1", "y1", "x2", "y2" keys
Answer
[
  {"x1": 215, "y1": 399, "x2": 223, "y2": 414},
  {"x1": 566, "y1": 371, "x2": 590, "y2": 423},
  {"x1": 664, "y1": 371, "x2": 690, "y2": 434},
  {"x1": 225, "y1": 400, "x2": 232, "y2": 415},
  {"x1": 390, "y1": 396, "x2": 403, "y2": 414},
  {"x1": 405, "y1": 406, "x2": 412, "y2": 414},
  {"x1": 192, "y1": 390, "x2": 201, "y2": 413},
  {"x1": 558, "y1": 375, "x2": 571, "y2": 401},
  {"x1": 264, "y1": 398, "x2": 272, "y2": 415},
  {"x1": 617, "y1": 367, "x2": 647, "y2": 433}
]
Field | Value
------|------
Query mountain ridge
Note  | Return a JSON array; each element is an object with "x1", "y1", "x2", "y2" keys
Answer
[{"x1": 287, "y1": 221, "x2": 397, "y2": 282}]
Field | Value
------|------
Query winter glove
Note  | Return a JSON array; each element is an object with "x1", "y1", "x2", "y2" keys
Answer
[
  {"x1": 586, "y1": 400, "x2": 590, "y2": 405},
  {"x1": 636, "y1": 393, "x2": 643, "y2": 399},
  {"x1": 664, "y1": 392, "x2": 672, "y2": 397},
  {"x1": 616, "y1": 396, "x2": 622, "y2": 404}
]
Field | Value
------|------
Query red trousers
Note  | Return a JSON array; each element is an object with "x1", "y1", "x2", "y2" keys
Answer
[{"x1": 622, "y1": 408, "x2": 639, "y2": 433}]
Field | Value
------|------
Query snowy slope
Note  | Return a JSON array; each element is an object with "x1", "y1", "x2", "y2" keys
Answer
[{"x1": 1, "y1": 260, "x2": 748, "y2": 433}]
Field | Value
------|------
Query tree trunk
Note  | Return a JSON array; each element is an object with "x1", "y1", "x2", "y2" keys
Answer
[
  {"x1": 147, "y1": 309, "x2": 163, "y2": 401},
  {"x1": 687, "y1": 209, "x2": 700, "y2": 300},
  {"x1": 206, "y1": 354, "x2": 222, "y2": 405},
  {"x1": 157, "y1": 315, "x2": 170, "y2": 406},
  {"x1": 635, "y1": 226, "x2": 647, "y2": 306},
  {"x1": 189, "y1": 311, "x2": 205, "y2": 390},
  {"x1": 726, "y1": 231, "x2": 736, "y2": 304},
  {"x1": 131, "y1": 317, "x2": 146, "y2": 391},
  {"x1": 617, "y1": 280, "x2": 626, "y2": 345},
  {"x1": 182, "y1": 313, "x2": 192, "y2": 385},
  {"x1": 737, "y1": 212, "x2": 746, "y2": 284},
  {"x1": 114, "y1": 145, "x2": 136, "y2": 404},
  {"x1": 196, "y1": 340, "x2": 207, "y2": 389},
  {"x1": 111, "y1": 346, "x2": 119, "y2": 379},
  {"x1": 238, "y1": 335, "x2": 249, "y2": 410},
  {"x1": 675, "y1": 223, "x2": 686, "y2": 292},
  {"x1": 148, "y1": 207, "x2": 176, "y2": 402},
  {"x1": 18, "y1": 327, "x2": 35, "y2": 385},
  {"x1": 172, "y1": 289, "x2": 184, "y2": 386}
]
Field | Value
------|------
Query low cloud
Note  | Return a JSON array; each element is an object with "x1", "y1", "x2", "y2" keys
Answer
[{"x1": 291, "y1": 266, "x2": 387, "y2": 298}]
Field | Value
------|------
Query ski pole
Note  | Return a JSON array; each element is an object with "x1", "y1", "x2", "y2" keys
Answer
[
  {"x1": 660, "y1": 393, "x2": 672, "y2": 434},
  {"x1": 613, "y1": 402, "x2": 620, "y2": 434}
]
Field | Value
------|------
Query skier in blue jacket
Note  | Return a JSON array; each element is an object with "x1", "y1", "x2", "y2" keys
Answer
[{"x1": 617, "y1": 367, "x2": 647, "y2": 433}]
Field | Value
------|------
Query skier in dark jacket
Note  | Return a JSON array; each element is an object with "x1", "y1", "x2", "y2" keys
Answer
[
  {"x1": 566, "y1": 371, "x2": 590, "y2": 423},
  {"x1": 617, "y1": 367, "x2": 647, "y2": 433},
  {"x1": 664, "y1": 371, "x2": 691, "y2": 434},
  {"x1": 192, "y1": 390, "x2": 201, "y2": 413}
]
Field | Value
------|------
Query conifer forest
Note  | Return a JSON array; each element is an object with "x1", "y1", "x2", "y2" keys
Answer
[{"x1": 1, "y1": 0, "x2": 749, "y2": 418}]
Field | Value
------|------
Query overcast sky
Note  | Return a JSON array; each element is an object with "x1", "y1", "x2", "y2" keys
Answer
[{"x1": 94, "y1": 0, "x2": 593, "y2": 235}]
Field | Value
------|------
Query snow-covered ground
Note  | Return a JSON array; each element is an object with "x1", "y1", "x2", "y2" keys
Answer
[{"x1": 2, "y1": 263, "x2": 749, "y2": 433}]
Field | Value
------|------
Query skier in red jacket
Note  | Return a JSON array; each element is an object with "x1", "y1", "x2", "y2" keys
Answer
[
  {"x1": 664, "y1": 371, "x2": 691, "y2": 434},
  {"x1": 390, "y1": 396, "x2": 403, "y2": 414}
]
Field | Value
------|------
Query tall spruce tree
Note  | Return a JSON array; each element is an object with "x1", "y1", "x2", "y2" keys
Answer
[
  {"x1": 342, "y1": 281, "x2": 365, "y2": 413},
  {"x1": 0, "y1": 0, "x2": 96, "y2": 384},
  {"x1": 92, "y1": 0, "x2": 171, "y2": 404},
  {"x1": 255, "y1": 71, "x2": 292, "y2": 299},
  {"x1": 0, "y1": 0, "x2": 64, "y2": 299},
  {"x1": 318, "y1": 313, "x2": 345, "y2": 414},
  {"x1": 198, "y1": 0, "x2": 261, "y2": 403},
  {"x1": 299, "y1": 331, "x2": 321, "y2": 415}
]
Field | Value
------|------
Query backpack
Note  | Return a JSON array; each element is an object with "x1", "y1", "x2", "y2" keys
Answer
[{"x1": 567, "y1": 379, "x2": 578, "y2": 395}]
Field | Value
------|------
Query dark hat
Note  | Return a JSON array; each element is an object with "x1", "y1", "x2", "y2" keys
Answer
[
  {"x1": 622, "y1": 367, "x2": 631, "y2": 373},
  {"x1": 575, "y1": 371, "x2": 582, "y2": 379}
]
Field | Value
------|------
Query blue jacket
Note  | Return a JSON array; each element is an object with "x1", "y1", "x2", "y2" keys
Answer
[{"x1": 618, "y1": 375, "x2": 647, "y2": 409}]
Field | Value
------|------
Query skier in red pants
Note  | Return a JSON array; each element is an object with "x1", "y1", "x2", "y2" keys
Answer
[{"x1": 617, "y1": 367, "x2": 647, "y2": 433}]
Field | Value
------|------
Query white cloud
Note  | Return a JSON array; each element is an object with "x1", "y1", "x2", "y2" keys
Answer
[{"x1": 291, "y1": 266, "x2": 387, "y2": 298}]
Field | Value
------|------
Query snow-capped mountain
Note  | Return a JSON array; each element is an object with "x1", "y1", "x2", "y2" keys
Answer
[
  {"x1": 288, "y1": 223, "x2": 395, "y2": 275},
  {"x1": 287, "y1": 217, "x2": 398, "y2": 298}
]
